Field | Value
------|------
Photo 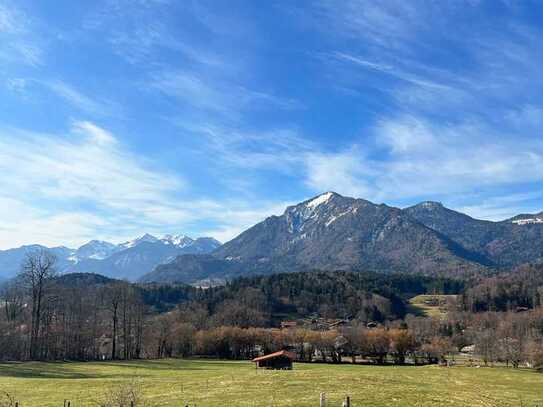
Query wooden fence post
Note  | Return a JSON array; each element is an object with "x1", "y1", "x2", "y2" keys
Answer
[{"x1": 319, "y1": 392, "x2": 326, "y2": 407}]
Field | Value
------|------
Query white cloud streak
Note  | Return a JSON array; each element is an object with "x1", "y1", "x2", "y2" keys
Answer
[
  {"x1": 44, "y1": 81, "x2": 117, "y2": 117},
  {"x1": 303, "y1": 114, "x2": 543, "y2": 208},
  {"x1": 6, "y1": 78, "x2": 123, "y2": 117},
  {"x1": 0, "y1": 121, "x2": 184, "y2": 209},
  {"x1": 293, "y1": 0, "x2": 543, "y2": 219},
  {"x1": 152, "y1": 70, "x2": 302, "y2": 119},
  {"x1": 0, "y1": 1, "x2": 43, "y2": 66},
  {"x1": 0, "y1": 121, "x2": 293, "y2": 248},
  {"x1": 456, "y1": 191, "x2": 543, "y2": 221}
]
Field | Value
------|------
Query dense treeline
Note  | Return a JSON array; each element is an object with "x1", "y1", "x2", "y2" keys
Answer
[
  {"x1": 460, "y1": 263, "x2": 543, "y2": 312},
  {"x1": 2, "y1": 250, "x2": 543, "y2": 372},
  {"x1": 0, "y1": 252, "x2": 145, "y2": 361},
  {"x1": 139, "y1": 271, "x2": 464, "y2": 318},
  {"x1": 220, "y1": 271, "x2": 464, "y2": 318},
  {"x1": 173, "y1": 272, "x2": 402, "y2": 328},
  {"x1": 406, "y1": 308, "x2": 543, "y2": 368},
  {"x1": 0, "y1": 251, "x2": 462, "y2": 361},
  {"x1": 139, "y1": 311, "x2": 543, "y2": 369}
]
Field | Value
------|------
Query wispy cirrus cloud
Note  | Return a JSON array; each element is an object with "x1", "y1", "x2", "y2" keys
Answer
[
  {"x1": 0, "y1": 197, "x2": 110, "y2": 250},
  {"x1": 0, "y1": 2, "x2": 17, "y2": 33},
  {"x1": 0, "y1": 121, "x2": 185, "y2": 210},
  {"x1": 289, "y1": 0, "x2": 543, "y2": 219},
  {"x1": 303, "y1": 114, "x2": 543, "y2": 214},
  {"x1": 0, "y1": 121, "x2": 185, "y2": 247},
  {"x1": 304, "y1": 148, "x2": 375, "y2": 199},
  {"x1": 0, "y1": 121, "x2": 293, "y2": 248},
  {"x1": 456, "y1": 191, "x2": 543, "y2": 222},
  {"x1": 175, "y1": 122, "x2": 314, "y2": 172},
  {"x1": 43, "y1": 81, "x2": 119, "y2": 117},
  {"x1": 84, "y1": 0, "x2": 234, "y2": 68},
  {"x1": 0, "y1": 1, "x2": 43, "y2": 66},
  {"x1": 151, "y1": 70, "x2": 302, "y2": 119},
  {"x1": 3, "y1": 0, "x2": 543, "y2": 248},
  {"x1": 333, "y1": 52, "x2": 452, "y2": 91},
  {"x1": 6, "y1": 78, "x2": 123, "y2": 117}
]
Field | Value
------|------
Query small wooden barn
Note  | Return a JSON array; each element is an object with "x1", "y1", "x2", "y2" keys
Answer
[{"x1": 252, "y1": 350, "x2": 295, "y2": 370}]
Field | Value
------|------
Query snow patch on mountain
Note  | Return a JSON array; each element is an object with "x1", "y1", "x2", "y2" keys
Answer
[
  {"x1": 0, "y1": 233, "x2": 222, "y2": 281},
  {"x1": 325, "y1": 207, "x2": 358, "y2": 227},
  {"x1": 119, "y1": 233, "x2": 159, "y2": 249},
  {"x1": 418, "y1": 201, "x2": 444, "y2": 210},
  {"x1": 161, "y1": 234, "x2": 193, "y2": 247},
  {"x1": 74, "y1": 240, "x2": 119, "y2": 261},
  {"x1": 307, "y1": 192, "x2": 335, "y2": 209},
  {"x1": 285, "y1": 193, "x2": 338, "y2": 233}
]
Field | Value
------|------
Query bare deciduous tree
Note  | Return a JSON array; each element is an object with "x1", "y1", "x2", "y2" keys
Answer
[
  {"x1": 18, "y1": 249, "x2": 57, "y2": 359},
  {"x1": 106, "y1": 283, "x2": 123, "y2": 360}
]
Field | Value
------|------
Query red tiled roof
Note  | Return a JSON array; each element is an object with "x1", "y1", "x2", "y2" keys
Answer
[{"x1": 252, "y1": 350, "x2": 295, "y2": 362}]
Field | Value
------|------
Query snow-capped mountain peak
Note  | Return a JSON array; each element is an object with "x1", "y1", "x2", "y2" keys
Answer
[
  {"x1": 417, "y1": 201, "x2": 444, "y2": 210},
  {"x1": 119, "y1": 233, "x2": 159, "y2": 249},
  {"x1": 0, "y1": 233, "x2": 222, "y2": 281},
  {"x1": 306, "y1": 191, "x2": 336, "y2": 209},
  {"x1": 283, "y1": 192, "x2": 341, "y2": 233},
  {"x1": 161, "y1": 234, "x2": 194, "y2": 247},
  {"x1": 75, "y1": 240, "x2": 118, "y2": 261}
]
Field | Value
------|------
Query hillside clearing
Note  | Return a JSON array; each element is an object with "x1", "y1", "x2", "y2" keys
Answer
[
  {"x1": 0, "y1": 359, "x2": 541, "y2": 406},
  {"x1": 408, "y1": 294, "x2": 457, "y2": 318}
]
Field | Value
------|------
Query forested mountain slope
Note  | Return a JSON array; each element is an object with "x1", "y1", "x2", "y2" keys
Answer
[{"x1": 144, "y1": 193, "x2": 491, "y2": 283}]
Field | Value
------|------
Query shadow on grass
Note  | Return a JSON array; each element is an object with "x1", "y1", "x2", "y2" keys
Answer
[
  {"x1": 0, "y1": 359, "x2": 249, "y2": 380},
  {"x1": 405, "y1": 303, "x2": 428, "y2": 317},
  {"x1": 0, "y1": 363, "x2": 105, "y2": 379}
]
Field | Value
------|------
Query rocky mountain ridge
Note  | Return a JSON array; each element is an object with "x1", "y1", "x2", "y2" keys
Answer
[{"x1": 145, "y1": 192, "x2": 542, "y2": 284}]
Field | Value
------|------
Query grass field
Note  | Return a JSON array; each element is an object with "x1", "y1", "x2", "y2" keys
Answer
[
  {"x1": 408, "y1": 294, "x2": 457, "y2": 318},
  {"x1": 0, "y1": 359, "x2": 542, "y2": 406}
]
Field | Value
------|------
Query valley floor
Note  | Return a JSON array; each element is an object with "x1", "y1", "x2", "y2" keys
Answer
[{"x1": 0, "y1": 359, "x2": 541, "y2": 406}]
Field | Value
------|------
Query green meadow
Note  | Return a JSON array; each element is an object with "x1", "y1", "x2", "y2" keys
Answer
[
  {"x1": 407, "y1": 294, "x2": 457, "y2": 319},
  {"x1": 0, "y1": 359, "x2": 541, "y2": 406}
]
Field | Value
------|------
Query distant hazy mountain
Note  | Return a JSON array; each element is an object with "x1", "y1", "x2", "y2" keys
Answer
[
  {"x1": 404, "y1": 202, "x2": 543, "y2": 267},
  {"x1": 118, "y1": 233, "x2": 160, "y2": 250},
  {"x1": 0, "y1": 234, "x2": 221, "y2": 281},
  {"x1": 69, "y1": 236, "x2": 221, "y2": 280},
  {"x1": 0, "y1": 245, "x2": 75, "y2": 279},
  {"x1": 140, "y1": 254, "x2": 235, "y2": 286},
  {"x1": 5, "y1": 192, "x2": 542, "y2": 286},
  {"x1": 73, "y1": 240, "x2": 120, "y2": 261},
  {"x1": 145, "y1": 192, "x2": 500, "y2": 284}
]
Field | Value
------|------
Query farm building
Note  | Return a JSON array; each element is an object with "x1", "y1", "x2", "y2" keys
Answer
[
  {"x1": 252, "y1": 350, "x2": 295, "y2": 370},
  {"x1": 280, "y1": 320, "x2": 297, "y2": 330}
]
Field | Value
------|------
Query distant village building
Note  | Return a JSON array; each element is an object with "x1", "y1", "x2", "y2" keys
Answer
[
  {"x1": 280, "y1": 321, "x2": 297, "y2": 330},
  {"x1": 252, "y1": 350, "x2": 295, "y2": 370},
  {"x1": 460, "y1": 344, "x2": 475, "y2": 354},
  {"x1": 329, "y1": 320, "x2": 349, "y2": 329},
  {"x1": 512, "y1": 217, "x2": 543, "y2": 225}
]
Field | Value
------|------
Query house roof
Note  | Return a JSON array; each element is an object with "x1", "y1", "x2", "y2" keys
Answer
[{"x1": 252, "y1": 350, "x2": 296, "y2": 362}]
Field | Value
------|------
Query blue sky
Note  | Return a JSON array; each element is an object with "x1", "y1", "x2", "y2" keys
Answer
[{"x1": 1, "y1": 0, "x2": 543, "y2": 249}]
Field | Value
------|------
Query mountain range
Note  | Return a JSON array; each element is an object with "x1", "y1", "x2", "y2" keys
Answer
[
  {"x1": 0, "y1": 234, "x2": 221, "y2": 281},
  {"x1": 141, "y1": 192, "x2": 543, "y2": 284},
  {"x1": 2, "y1": 192, "x2": 542, "y2": 286}
]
